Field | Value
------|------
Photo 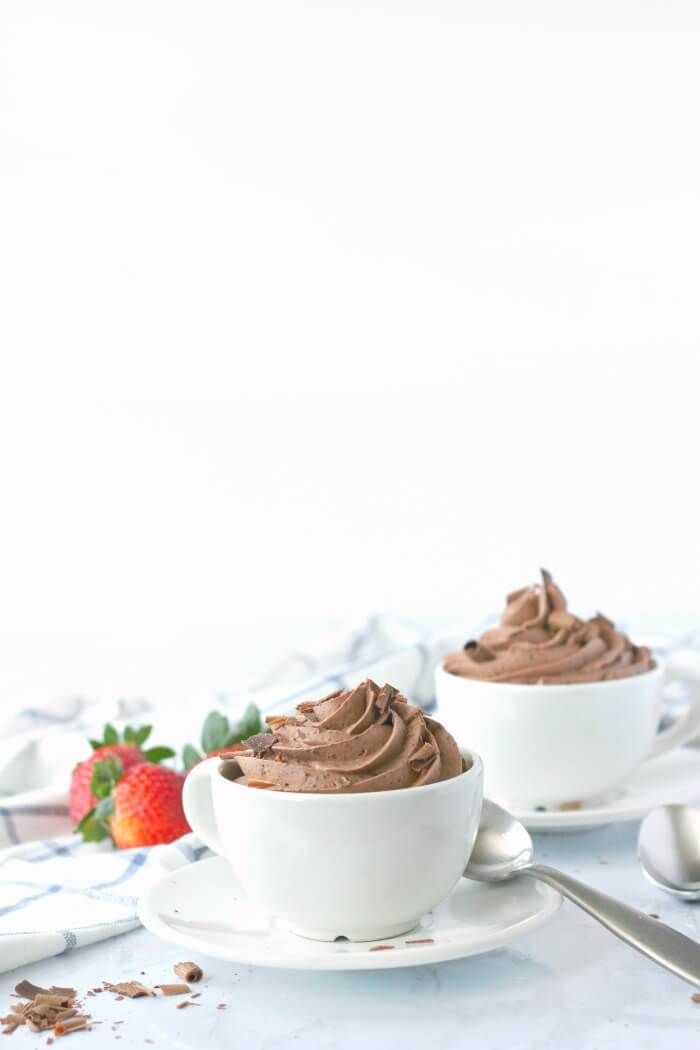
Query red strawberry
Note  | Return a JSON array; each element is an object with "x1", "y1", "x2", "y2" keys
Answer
[
  {"x1": 70, "y1": 743, "x2": 143, "y2": 825},
  {"x1": 70, "y1": 723, "x2": 175, "y2": 827},
  {"x1": 76, "y1": 759, "x2": 189, "y2": 848},
  {"x1": 110, "y1": 764, "x2": 190, "y2": 848}
]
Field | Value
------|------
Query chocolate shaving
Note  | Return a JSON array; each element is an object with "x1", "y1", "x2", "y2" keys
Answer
[
  {"x1": 34, "y1": 995, "x2": 72, "y2": 1008},
  {"x1": 692, "y1": 992, "x2": 700, "y2": 1003},
  {"x1": 155, "y1": 985, "x2": 190, "y2": 997},
  {"x1": 173, "y1": 962, "x2": 203, "y2": 983},
  {"x1": 14, "y1": 980, "x2": 49, "y2": 999},
  {"x1": 49, "y1": 988, "x2": 76, "y2": 1000},
  {"x1": 1, "y1": 1015, "x2": 24, "y2": 1034},
  {"x1": 559, "y1": 800, "x2": 582, "y2": 811},
  {"x1": 405, "y1": 938, "x2": 434, "y2": 945},
  {"x1": 104, "y1": 981, "x2": 154, "y2": 998},
  {"x1": 242, "y1": 732, "x2": 276, "y2": 756},
  {"x1": 368, "y1": 944, "x2": 395, "y2": 952},
  {"x1": 175, "y1": 1000, "x2": 200, "y2": 1009},
  {"x1": 216, "y1": 1003, "x2": 227, "y2": 1010},
  {"x1": 54, "y1": 1016, "x2": 89, "y2": 1036},
  {"x1": 4, "y1": 984, "x2": 85, "y2": 1038}
]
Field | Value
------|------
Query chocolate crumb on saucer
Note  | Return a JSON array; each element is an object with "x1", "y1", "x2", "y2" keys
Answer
[{"x1": 368, "y1": 944, "x2": 395, "y2": 951}]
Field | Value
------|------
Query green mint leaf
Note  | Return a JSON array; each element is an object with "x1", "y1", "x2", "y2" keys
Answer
[
  {"x1": 134, "y1": 725, "x2": 152, "y2": 747},
  {"x1": 227, "y1": 703, "x2": 264, "y2": 745},
  {"x1": 182, "y1": 744, "x2": 202, "y2": 770},
  {"x1": 103, "y1": 723, "x2": 118, "y2": 745},
  {"x1": 201, "y1": 711, "x2": 230, "y2": 753},
  {"x1": 90, "y1": 755, "x2": 123, "y2": 799},
  {"x1": 142, "y1": 746, "x2": 175, "y2": 763}
]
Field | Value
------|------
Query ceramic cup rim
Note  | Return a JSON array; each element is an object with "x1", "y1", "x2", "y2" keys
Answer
[
  {"x1": 436, "y1": 660, "x2": 662, "y2": 694},
  {"x1": 212, "y1": 747, "x2": 482, "y2": 802}
]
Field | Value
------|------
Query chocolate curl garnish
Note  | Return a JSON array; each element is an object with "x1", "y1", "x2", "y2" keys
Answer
[
  {"x1": 409, "y1": 740, "x2": 436, "y2": 772},
  {"x1": 374, "y1": 683, "x2": 398, "y2": 724},
  {"x1": 242, "y1": 732, "x2": 277, "y2": 756}
]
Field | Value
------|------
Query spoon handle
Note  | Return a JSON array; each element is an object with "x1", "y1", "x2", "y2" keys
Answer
[{"x1": 524, "y1": 864, "x2": 700, "y2": 987}]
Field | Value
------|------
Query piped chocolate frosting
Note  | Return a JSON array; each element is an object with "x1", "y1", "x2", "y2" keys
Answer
[
  {"x1": 444, "y1": 570, "x2": 655, "y2": 685},
  {"x1": 230, "y1": 679, "x2": 465, "y2": 792}
]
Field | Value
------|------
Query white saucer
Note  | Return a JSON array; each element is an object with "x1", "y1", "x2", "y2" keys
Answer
[
  {"x1": 138, "y1": 856, "x2": 561, "y2": 971},
  {"x1": 514, "y1": 746, "x2": 700, "y2": 831}
]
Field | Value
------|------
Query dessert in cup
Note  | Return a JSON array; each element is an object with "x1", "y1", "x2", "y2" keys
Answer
[
  {"x1": 184, "y1": 680, "x2": 483, "y2": 941},
  {"x1": 436, "y1": 570, "x2": 700, "y2": 811}
]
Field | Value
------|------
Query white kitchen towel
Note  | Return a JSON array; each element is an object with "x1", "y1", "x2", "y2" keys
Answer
[
  {"x1": 1, "y1": 614, "x2": 698, "y2": 975},
  {"x1": 0, "y1": 614, "x2": 471, "y2": 974}
]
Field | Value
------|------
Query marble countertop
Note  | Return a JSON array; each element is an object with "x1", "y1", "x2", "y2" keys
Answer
[{"x1": 2, "y1": 821, "x2": 699, "y2": 1050}]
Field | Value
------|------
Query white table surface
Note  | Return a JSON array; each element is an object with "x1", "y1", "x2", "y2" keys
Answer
[{"x1": 2, "y1": 820, "x2": 699, "y2": 1050}]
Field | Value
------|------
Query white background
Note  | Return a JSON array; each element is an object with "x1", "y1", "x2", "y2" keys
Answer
[{"x1": 1, "y1": 1, "x2": 698, "y2": 706}]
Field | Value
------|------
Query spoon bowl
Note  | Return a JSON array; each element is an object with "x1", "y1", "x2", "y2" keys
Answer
[
  {"x1": 465, "y1": 799, "x2": 534, "y2": 881},
  {"x1": 638, "y1": 804, "x2": 700, "y2": 900},
  {"x1": 465, "y1": 798, "x2": 700, "y2": 987}
]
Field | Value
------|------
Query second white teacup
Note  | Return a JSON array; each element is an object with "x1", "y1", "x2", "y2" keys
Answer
[
  {"x1": 184, "y1": 750, "x2": 483, "y2": 941},
  {"x1": 435, "y1": 662, "x2": 700, "y2": 811}
]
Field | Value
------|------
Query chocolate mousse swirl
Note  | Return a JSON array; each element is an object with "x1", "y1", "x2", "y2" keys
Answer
[
  {"x1": 230, "y1": 680, "x2": 465, "y2": 792},
  {"x1": 444, "y1": 570, "x2": 655, "y2": 685}
]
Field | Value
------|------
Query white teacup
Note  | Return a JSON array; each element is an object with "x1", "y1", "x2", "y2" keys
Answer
[
  {"x1": 435, "y1": 662, "x2": 700, "y2": 811},
  {"x1": 183, "y1": 751, "x2": 483, "y2": 942}
]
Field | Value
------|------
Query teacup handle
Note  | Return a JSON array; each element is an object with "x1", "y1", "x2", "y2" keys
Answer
[
  {"x1": 182, "y1": 757, "x2": 225, "y2": 854},
  {"x1": 648, "y1": 663, "x2": 700, "y2": 759}
]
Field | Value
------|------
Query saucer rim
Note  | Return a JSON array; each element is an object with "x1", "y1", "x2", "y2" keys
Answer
[
  {"x1": 514, "y1": 746, "x2": 700, "y2": 830},
  {"x1": 138, "y1": 856, "x2": 562, "y2": 971}
]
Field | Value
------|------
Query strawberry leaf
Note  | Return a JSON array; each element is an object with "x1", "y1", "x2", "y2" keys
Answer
[
  {"x1": 201, "y1": 711, "x2": 230, "y2": 754},
  {"x1": 103, "y1": 723, "x2": 119, "y2": 745},
  {"x1": 94, "y1": 795, "x2": 115, "y2": 820},
  {"x1": 90, "y1": 755, "x2": 123, "y2": 799},
  {"x1": 182, "y1": 744, "x2": 202, "y2": 770},
  {"x1": 133, "y1": 725, "x2": 152, "y2": 747},
  {"x1": 142, "y1": 746, "x2": 175, "y2": 763},
  {"x1": 88, "y1": 739, "x2": 102, "y2": 750},
  {"x1": 76, "y1": 807, "x2": 111, "y2": 843}
]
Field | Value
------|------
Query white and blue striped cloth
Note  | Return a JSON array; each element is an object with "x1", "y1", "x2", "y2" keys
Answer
[
  {"x1": 1, "y1": 615, "x2": 698, "y2": 975},
  {"x1": 0, "y1": 615, "x2": 468, "y2": 974}
]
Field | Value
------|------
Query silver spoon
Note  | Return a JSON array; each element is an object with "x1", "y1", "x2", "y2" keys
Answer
[
  {"x1": 639, "y1": 804, "x2": 700, "y2": 900},
  {"x1": 465, "y1": 799, "x2": 700, "y2": 987}
]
